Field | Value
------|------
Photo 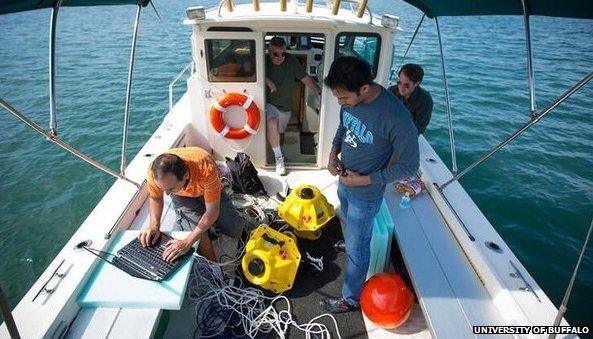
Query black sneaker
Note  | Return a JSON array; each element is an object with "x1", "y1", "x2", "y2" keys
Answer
[{"x1": 322, "y1": 298, "x2": 359, "y2": 314}]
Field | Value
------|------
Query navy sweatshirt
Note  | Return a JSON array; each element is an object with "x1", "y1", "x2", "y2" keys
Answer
[{"x1": 332, "y1": 87, "x2": 420, "y2": 199}]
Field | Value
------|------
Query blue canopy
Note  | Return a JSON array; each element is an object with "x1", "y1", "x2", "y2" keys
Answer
[
  {"x1": 402, "y1": 0, "x2": 593, "y2": 19},
  {"x1": 0, "y1": 0, "x2": 150, "y2": 15},
  {"x1": 1, "y1": 0, "x2": 592, "y2": 19}
]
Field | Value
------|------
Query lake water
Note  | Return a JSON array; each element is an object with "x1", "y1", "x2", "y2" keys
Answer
[{"x1": 1, "y1": 0, "x2": 592, "y2": 329}]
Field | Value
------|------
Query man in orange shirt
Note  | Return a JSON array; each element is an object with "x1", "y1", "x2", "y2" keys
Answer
[{"x1": 139, "y1": 147, "x2": 244, "y2": 263}]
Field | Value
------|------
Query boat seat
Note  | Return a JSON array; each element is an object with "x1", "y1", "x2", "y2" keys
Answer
[
  {"x1": 65, "y1": 307, "x2": 160, "y2": 338},
  {"x1": 384, "y1": 185, "x2": 509, "y2": 338},
  {"x1": 65, "y1": 196, "x2": 178, "y2": 339}
]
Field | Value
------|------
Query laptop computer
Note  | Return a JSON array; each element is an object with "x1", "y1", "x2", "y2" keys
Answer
[{"x1": 109, "y1": 233, "x2": 192, "y2": 282}]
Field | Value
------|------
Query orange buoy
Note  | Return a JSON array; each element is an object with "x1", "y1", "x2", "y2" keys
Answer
[{"x1": 360, "y1": 272, "x2": 414, "y2": 329}]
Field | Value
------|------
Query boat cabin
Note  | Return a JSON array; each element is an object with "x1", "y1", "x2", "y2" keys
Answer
[{"x1": 183, "y1": 2, "x2": 398, "y2": 168}]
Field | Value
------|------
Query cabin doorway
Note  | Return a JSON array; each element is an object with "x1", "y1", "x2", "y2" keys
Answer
[{"x1": 264, "y1": 33, "x2": 325, "y2": 168}]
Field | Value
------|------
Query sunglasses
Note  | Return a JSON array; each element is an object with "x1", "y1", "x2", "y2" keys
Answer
[
  {"x1": 272, "y1": 52, "x2": 287, "y2": 58},
  {"x1": 396, "y1": 80, "x2": 413, "y2": 89}
]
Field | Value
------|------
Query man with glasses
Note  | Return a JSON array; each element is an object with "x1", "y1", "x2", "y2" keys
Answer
[
  {"x1": 323, "y1": 57, "x2": 419, "y2": 313},
  {"x1": 265, "y1": 36, "x2": 321, "y2": 175},
  {"x1": 388, "y1": 63, "x2": 433, "y2": 134},
  {"x1": 139, "y1": 147, "x2": 244, "y2": 268}
]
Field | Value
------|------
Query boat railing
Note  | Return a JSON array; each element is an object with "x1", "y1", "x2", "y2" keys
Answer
[
  {"x1": 169, "y1": 61, "x2": 196, "y2": 113},
  {"x1": 216, "y1": 0, "x2": 372, "y2": 22}
]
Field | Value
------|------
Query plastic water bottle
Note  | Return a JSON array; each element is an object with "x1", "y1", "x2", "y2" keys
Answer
[{"x1": 399, "y1": 193, "x2": 411, "y2": 209}]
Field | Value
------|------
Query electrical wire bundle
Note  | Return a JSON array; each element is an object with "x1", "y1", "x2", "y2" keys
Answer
[{"x1": 186, "y1": 255, "x2": 342, "y2": 339}]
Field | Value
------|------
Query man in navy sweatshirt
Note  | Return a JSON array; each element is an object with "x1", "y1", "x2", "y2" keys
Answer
[{"x1": 323, "y1": 56, "x2": 419, "y2": 313}]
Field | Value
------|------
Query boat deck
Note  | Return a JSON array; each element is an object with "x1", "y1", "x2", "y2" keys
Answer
[{"x1": 65, "y1": 167, "x2": 509, "y2": 338}]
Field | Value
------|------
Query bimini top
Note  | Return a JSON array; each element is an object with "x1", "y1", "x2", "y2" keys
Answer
[
  {"x1": 0, "y1": 0, "x2": 150, "y2": 15},
  {"x1": 2, "y1": 0, "x2": 592, "y2": 18},
  {"x1": 402, "y1": 0, "x2": 593, "y2": 19}
]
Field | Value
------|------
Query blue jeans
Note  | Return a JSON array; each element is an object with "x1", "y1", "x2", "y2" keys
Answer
[{"x1": 337, "y1": 183, "x2": 383, "y2": 306}]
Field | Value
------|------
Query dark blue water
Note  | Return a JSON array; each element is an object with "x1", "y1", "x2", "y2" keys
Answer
[{"x1": 1, "y1": 0, "x2": 592, "y2": 329}]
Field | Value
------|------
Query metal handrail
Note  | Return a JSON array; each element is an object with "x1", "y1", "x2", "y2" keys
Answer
[
  {"x1": 168, "y1": 61, "x2": 195, "y2": 113},
  {"x1": 439, "y1": 69, "x2": 593, "y2": 190},
  {"x1": 0, "y1": 98, "x2": 141, "y2": 188},
  {"x1": 216, "y1": 0, "x2": 373, "y2": 22}
]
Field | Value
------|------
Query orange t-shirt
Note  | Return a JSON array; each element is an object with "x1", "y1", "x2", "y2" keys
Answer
[{"x1": 146, "y1": 147, "x2": 222, "y2": 203}]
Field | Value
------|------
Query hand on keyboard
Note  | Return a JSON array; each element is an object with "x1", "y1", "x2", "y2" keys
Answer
[
  {"x1": 139, "y1": 228, "x2": 161, "y2": 247},
  {"x1": 163, "y1": 238, "x2": 192, "y2": 262}
]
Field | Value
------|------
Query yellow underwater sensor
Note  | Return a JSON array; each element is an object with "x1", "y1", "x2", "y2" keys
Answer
[
  {"x1": 278, "y1": 184, "x2": 335, "y2": 240},
  {"x1": 241, "y1": 225, "x2": 301, "y2": 293}
]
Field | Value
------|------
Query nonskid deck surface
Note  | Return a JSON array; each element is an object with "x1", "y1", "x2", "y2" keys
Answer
[
  {"x1": 67, "y1": 169, "x2": 428, "y2": 338},
  {"x1": 158, "y1": 218, "x2": 368, "y2": 338},
  {"x1": 158, "y1": 169, "x2": 369, "y2": 338}
]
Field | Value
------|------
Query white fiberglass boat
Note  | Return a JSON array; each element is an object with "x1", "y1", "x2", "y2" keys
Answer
[{"x1": 1, "y1": 0, "x2": 591, "y2": 338}]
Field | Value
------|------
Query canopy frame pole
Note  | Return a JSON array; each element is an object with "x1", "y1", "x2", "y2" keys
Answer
[
  {"x1": 48, "y1": 0, "x2": 64, "y2": 136},
  {"x1": 439, "y1": 69, "x2": 593, "y2": 191},
  {"x1": 521, "y1": 0, "x2": 537, "y2": 116},
  {"x1": 120, "y1": 5, "x2": 141, "y2": 175},
  {"x1": 395, "y1": 14, "x2": 425, "y2": 73},
  {"x1": 549, "y1": 217, "x2": 593, "y2": 338},
  {"x1": 435, "y1": 17, "x2": 458, "y2": 174},
  {"x1": 0, "y1": 284, "x2": 20, "y2": 339},
  {"x1": 0, "y1": 98, "x2": 141, "y2": 188}
]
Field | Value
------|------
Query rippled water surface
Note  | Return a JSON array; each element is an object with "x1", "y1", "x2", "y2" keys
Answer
[{"x1": 1, "y1": 0, "x2": 592, "y2": 329}]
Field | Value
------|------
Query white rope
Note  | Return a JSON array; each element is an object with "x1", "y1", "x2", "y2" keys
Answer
[
  {"x1": 305, "y1": 252, "x2": 324, "y2": 271},
  {"x1": 187, "y1": 254, "x2": 342, "y2": 339}
]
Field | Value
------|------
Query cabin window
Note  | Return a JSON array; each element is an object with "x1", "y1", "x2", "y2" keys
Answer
[
  {"x1": 335, "y1": 33, "x2": 381, "y2": 78},
  {"x1": 205, "y1": 39, "x2": 256, "y2": 82}
]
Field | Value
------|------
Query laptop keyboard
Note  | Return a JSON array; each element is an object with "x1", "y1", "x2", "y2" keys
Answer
[{"x1": 118, "y1": 235, "x2": 179, "y2": 278}]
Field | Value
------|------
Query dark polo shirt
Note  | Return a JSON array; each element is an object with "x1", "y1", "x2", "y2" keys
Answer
[
  {"x1": 388, "y1": 85, "x2": 433, "y2": 134},
  {"x1": 266, "y1": 54, "x2": 307, "y2": 112}
]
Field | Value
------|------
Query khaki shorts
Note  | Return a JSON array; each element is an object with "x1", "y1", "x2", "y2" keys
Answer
[
  {"x1": 265, "y1": 103, "x2": 291, "y2": 133},
  {"x1": 171, "y1": 191, "x2": 244, "y2": 238}
]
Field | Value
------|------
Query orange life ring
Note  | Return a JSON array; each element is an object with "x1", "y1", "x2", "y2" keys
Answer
[{"x1": 209, "y1": 92, "x2": 260, "y2": 139}]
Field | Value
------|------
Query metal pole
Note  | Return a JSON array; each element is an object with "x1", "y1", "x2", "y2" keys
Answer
[
  {"x1": 48, "y1": 0, "x2": 63, "y2": 136},
  {"x1": 396, "y1": 14, "x2": 425, "y2": 72},
  {"x1": 549, "y1": 217, "x2": 593, "y2": 338},
  {"x1": 521, "y1": 0, "x2": 537, "y2": 115},
  {"x1": 435, "y1": 17, "x2": 458, "y2": 174},
  {"x1": 120, "y1": 5, "x2": 141, "y2": 175},
  {"x1": 0, "y1": 98, "x2": 141, "y2": 188},
  {"x1": 0, "y1": 285, "x2": 20, "y2": 339},
  {"x1": 356, "y1": 0, "x2": 368, "y2": 18},
  {"x1": 440, "y1": 69, "x2": 593, "y2": 190},
  {"x1": 331, "y1": 0, "x2": 341, "y2": 15}
]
